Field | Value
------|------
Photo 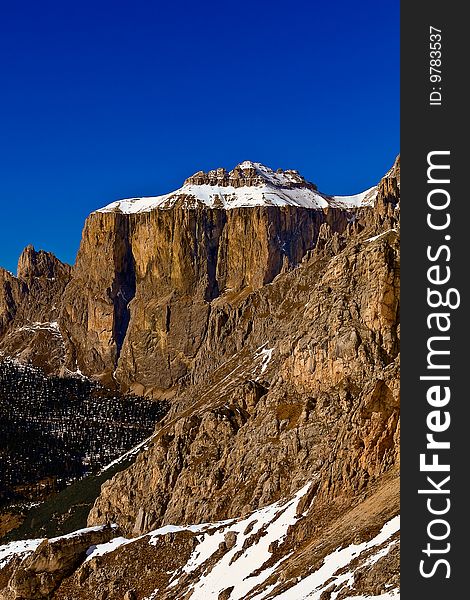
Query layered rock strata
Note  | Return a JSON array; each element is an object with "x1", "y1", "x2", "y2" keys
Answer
[{"x1": 0, "y1": 159, "x2": 398, "y2": 392}]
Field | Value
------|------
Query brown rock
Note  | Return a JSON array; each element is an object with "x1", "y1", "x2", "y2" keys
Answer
[
  {"x1": 86, "y1": 163, "x2": 400, "y2": 535},
  {"x1": 224, "y1": 531, "x2": 237, "y2": 550},
  {"x1": 0, "y1": 246, "x2": 71, "y2": 374},
  {"x1": 3, "y1": 525, "x2": 116, "y2": 599}
]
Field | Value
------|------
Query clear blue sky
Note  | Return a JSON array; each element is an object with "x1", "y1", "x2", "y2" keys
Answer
[{"x1": 0, "y1": 0, "x2": 399, "y2": 273}]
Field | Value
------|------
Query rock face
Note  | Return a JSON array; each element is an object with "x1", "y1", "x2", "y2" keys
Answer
[
  {"x1": 0, "y1": 157, "x2": 400, "y2": 599},
  {"x1": 0, "y1": 246, "x2": 70, "y2": 332},
  {"x1": 1, "y1": 526, "x2": 116, "y2": 600},
  {"x1": 0, "y1": 160, "x2": 387, "y2": 392},
  {"x1": 86, "y1": 212, "x2": 400, "y2": 536},
  {"x1": 63, "y1": 205, "x2": 356, "y2": 392}
]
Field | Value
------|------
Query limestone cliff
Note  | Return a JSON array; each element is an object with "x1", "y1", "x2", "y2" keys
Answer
[
  {"x1": 87, "y1": 211, "x2": 400, "y2": 536},
  {"x1": 64, "y1": 205, "x2": 357, "y2": 392},
  {"x1": 1, "y1": 160, "x2": 391, "y2": 393},
  {"x1": 0, "y1": 247, "x2": 71, "y2": 374}
]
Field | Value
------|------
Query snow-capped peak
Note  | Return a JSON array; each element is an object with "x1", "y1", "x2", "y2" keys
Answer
[
  {"x1": 96, "y1": 161, "x2": 378, "y2": 214},
  {"x1": 237, "y1": 160, "x2": 259, "y2": 170}
]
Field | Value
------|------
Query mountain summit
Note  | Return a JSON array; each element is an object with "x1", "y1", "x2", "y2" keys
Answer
[{"x1": 97, "y1": 161, "x2": 377, "y2": 213}]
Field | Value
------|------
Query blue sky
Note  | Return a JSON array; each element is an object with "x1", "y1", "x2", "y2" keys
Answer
[{"x1": 0, "y1": 0, "x2": 399, "y2": 272}]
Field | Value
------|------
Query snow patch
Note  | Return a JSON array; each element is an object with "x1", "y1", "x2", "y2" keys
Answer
[
  {"x1": 255, "y1": 344, "x2": 274, "y2": 376},
  {"x1": 148, "y1": 522, "x2": 224, "y2": 546},
  {"x1": 365, "y1": 228, "x2": 398, "y2": 243},
  {"x1": 85, "y1": 536, "x2": 132, "y2": 562},
  {"x1": 97, "y1": 183, "x2": 329, "y2": 213},
  {"x1": 332, "y1": 187, "x2": 378, "y2": 208},
  {"x1": 0, "y1": 538, "x2": 44, "y2": 569},
  {"x1": 49, "y1": 524, "x2": 115, "y2": 543},
  {"x1": 17, "y1": 321, "x2": 61, "y2": 334},
  {"x1": 173, "y1": 482, "x2": 312, "y2": 599}
]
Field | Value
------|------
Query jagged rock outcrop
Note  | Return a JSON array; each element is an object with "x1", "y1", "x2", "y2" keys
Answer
[
  {"x1": 16, "y1": 246, "x2": 70, "y2": 282},
  {"x1": 0, "y1": 247, "x2": 71, "y2": 375},
  {"x1": 0, "y1": 526, "x2": 116, "y2": 600},
  {"x1": 0, "y1": 246, "x2": 70, "y2": 332},
  {"x1": 183, "y1": 162, "x2": 319, "y2": 191}
]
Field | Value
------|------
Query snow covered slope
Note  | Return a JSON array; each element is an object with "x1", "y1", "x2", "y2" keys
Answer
[
  {"x1": 97, "y1": 161, "x2": 377, "y2": 213},
  {"x1": 0, "y1": 482, "x2": 398, "y2": 599}
]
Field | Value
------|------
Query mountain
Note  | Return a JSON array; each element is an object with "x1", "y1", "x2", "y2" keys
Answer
[
  {"x1": 97, "y1": 161, "x2": 377, "y2": 212},
  {"x1": 0, "y1": 160, "x2": 397, "y2": 393},
  {"x1": 0, "y1": 158, "x2": 400, "y2": 599},
  {"x1": 0, "y1": 247, "x2": 71, "y2": 375}
]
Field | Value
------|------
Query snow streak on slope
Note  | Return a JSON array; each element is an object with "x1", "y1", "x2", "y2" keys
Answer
[
  {"x1": 49, "y1": 524, "x2": 114, "y2": 543},
  {"x1": 1, "y1": 490, "x2": 399, "y2": 600},
  {"x1": 365, "y1": 228, "x2": 398, "y2": 243},
  {"x1": 98, "y1": 434, "x2": 153, "y2": 474},
  {"x1": 331, "y1": 187, "x2": 377, "y2": 208},
  {"x1": 96, "y1": 161, "x2": 378, "y2": 213},
  {"x1": 255, "y1": 516, "x2": 400, "y2": 600},
  {"x1": 16, "y1": 321, "x2": 61, "y2": 334},
  {"x1": 138, "y1": 484, "x2": 399, "y2": 600},
  {"x1": 180, "y1": 483, "x2": 312, "y2": 600}
]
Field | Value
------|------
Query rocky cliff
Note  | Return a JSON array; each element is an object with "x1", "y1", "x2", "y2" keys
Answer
[
  {"x1": 0, "y1": 160, "x2": 389, "y2": 394},
  {"x1": 87, "y1": 200, "x2": 400, "y2": 536},
  {"x1": 63, "y1": 205, "x2": 357, "y2": 393},
  {"x1": 0, "y1": 157, "x2": 400, "y2": 599},
  {"x1": 0, "y1": 247, "x2": 71, "y2": 375}
]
